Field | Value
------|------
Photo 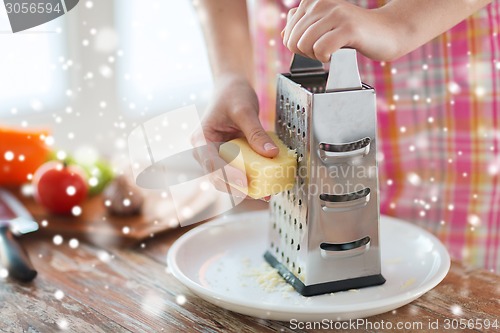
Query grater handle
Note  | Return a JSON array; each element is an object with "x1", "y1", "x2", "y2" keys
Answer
[
  {"x1": 319, "y1": 188, "x2": 371, "y2": 213},
  {"x1": 318, "y1": 137, "x2": 371, "y2": 164},
  {"x1": 290, "y1": 54, "x2": 323, "y2": 74},
  {"x1": 326, "y1": 49, "x2": 362, "y2": 92},
  {"x1": 320, "y1": 236, "x2": 371, "y2": 259}
]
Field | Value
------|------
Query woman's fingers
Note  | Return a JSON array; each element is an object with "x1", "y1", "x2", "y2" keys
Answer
[
  {"x1": 192, "y1": 137, "x2": 249, "y2": 196},
  {"x1": 282, "y1": 7, "x2": 303, "y2": 47},
  {"x1": 296, "y1": 19, "x2": 332, "y2": 59},
  {"x1": 312, "y1": 28, "x2": 351, "y2": 62},
  {"x1": 208, "y1": 172, "x2": 248, "y2": 198},
  {"x1": 282, "y1": 1, "x2": 364, "y2": 62},
  {"x1": 280, "y1": 9, "x2": 295, "y2": 39},
  {"x1": 286, "y1": 11, "x2": 324, "y2": 56},
  {"x1": 233, "y1": 107, "x2": 279, "y2": 158}
]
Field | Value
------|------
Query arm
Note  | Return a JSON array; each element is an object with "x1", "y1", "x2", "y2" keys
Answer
[
  {"x1": 192, "y1": 0, "x2": 278, "y2": 197},
  {"x1": 282, "y1": 0, "x2": 493, "y2": 62},
  {"x1": 195, "y1": 0, "x2": 254, "y2": 83},
  {"x1": 377, "y1": 0, "x2": 492, "y2": 58}
]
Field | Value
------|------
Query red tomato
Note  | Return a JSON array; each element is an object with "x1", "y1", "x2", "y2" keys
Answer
[{"x1": 33, "y1": 161, "x2": 88, "y2": 215}]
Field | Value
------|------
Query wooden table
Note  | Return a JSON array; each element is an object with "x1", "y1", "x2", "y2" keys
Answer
[{"x1": 1, "y1": 200, "x2": 499, "y2": 333}]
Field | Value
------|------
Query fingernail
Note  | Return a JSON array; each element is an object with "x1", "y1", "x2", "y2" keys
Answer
[
  {"x1": 262, "y1": 195, "x2": 271, "y2": 202},
  {"x1": 264, "y1": 143, "x2": 278, "y2": 151}
]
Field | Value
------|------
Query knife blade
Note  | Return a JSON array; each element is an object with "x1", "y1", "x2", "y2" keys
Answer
[{"x1": 0, "y1": 189, "x2": 38, "y2": 282}]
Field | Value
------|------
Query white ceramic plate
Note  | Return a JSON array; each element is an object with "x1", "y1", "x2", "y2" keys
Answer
[{"x1": 167, "y1": 211, "x2": 450, "y2": 321}]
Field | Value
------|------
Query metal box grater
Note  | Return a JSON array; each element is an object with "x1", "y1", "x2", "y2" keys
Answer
[{"x1": 264, "y1": 49, "x2": 386, "y2": 296}]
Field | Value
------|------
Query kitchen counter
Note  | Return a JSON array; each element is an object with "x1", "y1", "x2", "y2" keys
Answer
[{"x1": 1, "y1": 200, "x2": 499, "y2": 333}]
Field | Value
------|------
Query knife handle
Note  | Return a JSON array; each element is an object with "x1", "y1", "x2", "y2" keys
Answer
[{"x1": 0, "y1": 225, "x2": 37, "y2": 282}]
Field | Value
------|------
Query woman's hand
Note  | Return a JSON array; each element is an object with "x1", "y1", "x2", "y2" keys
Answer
[
  {"x1": 282, "y1": 0, "x2": 402, "y2": 62},
  {"x1": 191, "y1": 74, "x2": 278, "y2": 197},
  {"x1": 283, "y1": 0, "x2": 493, "y2": 63}
]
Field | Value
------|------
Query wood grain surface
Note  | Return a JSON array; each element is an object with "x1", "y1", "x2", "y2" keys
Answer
[
  {"x1": 7, "y1": 184, "x2": 215, "y2": 247},
  {"x1": 1, "y1": 200, "x2": 499, "y2": 332}
]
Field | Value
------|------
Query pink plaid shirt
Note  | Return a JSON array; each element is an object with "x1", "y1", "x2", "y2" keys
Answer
[{"x1": 254, "y1": 0, "x2": 500, "y2": 272}]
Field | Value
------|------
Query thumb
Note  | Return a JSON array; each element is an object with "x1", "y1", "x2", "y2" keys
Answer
[{"x1": 237, "y1": 111, "x2": 279, "y2": 158}]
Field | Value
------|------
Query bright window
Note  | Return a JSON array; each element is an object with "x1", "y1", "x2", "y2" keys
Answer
[
  {"x1": 116, "y1": 0, "x2": 213, "y2": 116},
  {"x1": 0, "y1": 7, "x2": 67, "y2": 117}
]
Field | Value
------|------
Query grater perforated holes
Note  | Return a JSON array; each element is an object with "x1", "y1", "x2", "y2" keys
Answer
[
  {"x1": 298, "y1": 267, "x2": 301, "y2": 274},
  {"x1": 299, "y1": 223, "x2": 303, "y2": 230},
  {"x1": 298, "y1": 199, "x2": 302, "y2": 206},
  {"x1": 286, "y1": 257, "x2": 290, "y2": 264},
  {"x1": 297, "y1": 244, "x2": 300, "y2": 251}
]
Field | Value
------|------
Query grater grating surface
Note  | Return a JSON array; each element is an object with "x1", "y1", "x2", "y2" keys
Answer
[{"x1": 264, "y1": 49, "x2": 385, "y2": 296}]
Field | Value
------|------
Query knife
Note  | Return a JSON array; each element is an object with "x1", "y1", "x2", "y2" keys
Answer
[{"x1": 0, "y1": 189, "x2": 39, "y2": 282}]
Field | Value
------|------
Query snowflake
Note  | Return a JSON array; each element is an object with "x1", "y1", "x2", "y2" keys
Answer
[
  {"x1": 97, "y1": 251, "x2": 111, "y2": 262},
  {"x1": 54, "y1": 290, "x2": 65, "y2": 300},
  {"x1": 407, "y1": 173, "x2": 421, "y2": 186},
  {"x1": 57, "y1": 318, "x2": 69, "y2": 330},
  {"x1": 451, "y1": 304, "x2": 463, "y2": 316},
  {"x1": 53, "y1": 235, "x2": 63, "y2": 246},
  {"x1": 71, "y1": 206, "x2": 82, "y2": 216},
  {"x1": 448, "y1": 82, "x2": 461, "y2": 94},
  {"x1": 141, "y1": 291, "x2": 166, "y2": 317},
  {"x1": 176, "y1": 294, "x2": 187, "y2": 305},
  {"x1": 69, "y1": 238, "x2": 79, "y2": 249}
]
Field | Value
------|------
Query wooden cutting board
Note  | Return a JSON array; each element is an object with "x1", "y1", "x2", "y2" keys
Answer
[{"x1": 7, "y1": 186, "x2": 210, "y2": 248}]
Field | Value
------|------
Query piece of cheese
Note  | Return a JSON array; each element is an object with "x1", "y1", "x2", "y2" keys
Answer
[{"x1": 219, "y1": 132, "x2": 297, "y2": 199}]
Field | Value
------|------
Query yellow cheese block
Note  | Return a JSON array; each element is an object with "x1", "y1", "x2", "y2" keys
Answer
[{"x1": 219, "y1": 132, "x2": 297, "y2": 199}]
